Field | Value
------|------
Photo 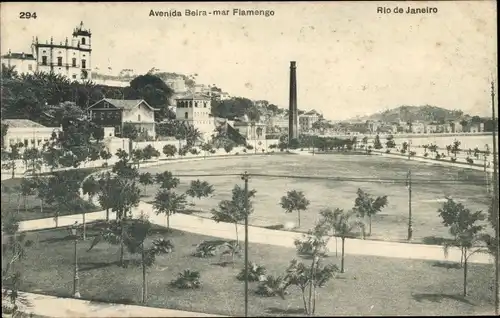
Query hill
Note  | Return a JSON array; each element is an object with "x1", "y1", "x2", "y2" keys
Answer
[{"x1": 356, "y1": 105, "x2": 466, "y2": 123}]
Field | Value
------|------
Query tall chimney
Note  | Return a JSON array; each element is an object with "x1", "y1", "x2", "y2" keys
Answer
[{"x1": 288, "y1": 61, "x2": 298, "y2": 141}]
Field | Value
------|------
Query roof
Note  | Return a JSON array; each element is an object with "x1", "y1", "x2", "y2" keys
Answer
[
  {"x1": 89, "y1": 98, "x2": 158, "y2": 111},
  {"x1": 2, "y1": 119, "x2": 47, "y2": 128},
  {"x1": 1, "y1": 52, "x2": 36, "y2": 60},
  {"x1": 176, "y1": 93, "x2": 211, "y2": 101}
]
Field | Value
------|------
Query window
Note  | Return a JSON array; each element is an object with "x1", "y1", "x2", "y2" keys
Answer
[
  {"x1": 138, "y1": 114, "x2": 141, "y2": 121},
  {"x1": 184, "y1": 112, "x2": 188, "y2": 119},
  {"x1": 81, "y1": 38, "x2": 86, "y2": 45},
  {"x1": 72, "y1": 74, "x2": 77, "y2": 79},
  {"x1": 72, "y1": 58, "x2": 76, "y2": 67},
  {"x1": 42, "y1": 50, "x2": 46, "y2": 54},
  {"x1": 57, "y1": 57, "x2": 62, "y2": 66},
  {"x1": 81, "y1": 59, "x2": 86, "y2": 69},
  {"x1": 41, "y1": 56, "x2": 47, "y2": 65},
  {"x1": 28, "y1": 64, "x2": 33, "y2": 71}
]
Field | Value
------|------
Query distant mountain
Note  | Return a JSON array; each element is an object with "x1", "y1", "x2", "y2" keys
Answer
[{"x1": 354, "y1": 105, "x2": 466, "y2": 123}]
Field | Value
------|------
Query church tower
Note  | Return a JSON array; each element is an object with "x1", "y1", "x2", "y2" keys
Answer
[{"x1": 72, "y1": 21, "x2": 92, "y2": 80}]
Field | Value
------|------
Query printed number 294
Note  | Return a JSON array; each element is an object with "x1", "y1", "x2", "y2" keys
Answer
[{"x1": 19, "y1": 12, "x2": 37, "y2": 19}]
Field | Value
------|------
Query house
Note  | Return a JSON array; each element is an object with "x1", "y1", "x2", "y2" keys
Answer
[
  {"x1": 87, "y1": 98, "x2": 158, "y2": 139},
  {"x1": 298, "y1": 110, "x2": 321, "y2": 132},
  {"x1": 2, "y1": 119, "x2": 61, "y2": 152}
]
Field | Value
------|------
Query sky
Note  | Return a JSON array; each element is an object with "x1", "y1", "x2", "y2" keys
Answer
[{"x1": 1, "y1": 1, "x2": 497, "y2": 120}]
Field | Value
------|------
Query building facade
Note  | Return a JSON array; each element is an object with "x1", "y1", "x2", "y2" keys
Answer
[
  {"x1": 175, "y1": 93, "x2": 216, "y2": 140},
  {"x1": 299, "y1": 110, "x2": 321, "y2": 132},
  {"x1": 87, "y1": 98, "x2": 158, "y2": 139},
  {"x1": 1, "y1": 21, "x2": 92, "y2": 82},
  {"x1": 2, "y1": 119, "x2": 61, "y2": 152}
]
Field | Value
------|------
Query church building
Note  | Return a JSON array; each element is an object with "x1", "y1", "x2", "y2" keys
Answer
[{"x1": 1, "y1": 21, "x2": 92, "y2": 82}]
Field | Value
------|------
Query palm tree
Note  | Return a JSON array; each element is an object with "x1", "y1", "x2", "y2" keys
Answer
[
  {"x1": 280, "y1": 190, "x2": 310, "y2": 228},
  {"x1": 153, "y1": 189, "x2": 187, "y2": 229},
  {"x1": 124, "y1": 216, "x2": 174, "y2": 303},
  {"x1": 81, "y1": 176, "x2": 100, "y2": 239},
  {"x1": 353, "y1": 188, "x2": 388, "y2": 237},
  {"x1": 320, "y1": 208, "x2": 361, "y2": 273}
]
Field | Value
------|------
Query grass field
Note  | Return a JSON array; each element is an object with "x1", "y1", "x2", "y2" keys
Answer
[
  {"x1": 1, "y1": 168, "x2": 101, "y2": 221},
  {"x1": 12, "y1": 223, "x2": 495, "y2": 316},
  {"x1": 138, "y1": 153, "x2": 493, "y2": 243}
]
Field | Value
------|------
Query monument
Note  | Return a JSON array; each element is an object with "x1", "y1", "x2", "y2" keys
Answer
[{"x1": 288, "y1": 61, "x2": 298, "y2": 141}]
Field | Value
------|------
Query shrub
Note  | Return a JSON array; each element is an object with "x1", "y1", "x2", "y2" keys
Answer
[
  {"x1": 224, "y1": 144, "x2": 233, "y2": 153},
  {"x1": 466, "y1": 157, "x2": 474, "y2": 164},
  {"x1": 450, "y1": 157, "x2": 457, "y2": 163},
  {"x1": 409, "y1": 151, "x2": 416, "y2": 156},
  {"x1": 300, "y1": 148, "x2": 304, "y2": 151},
  {"x1": 435, "y1": 154, "x2": 441, "y2": 160},
  {"x1": 246, "y1": 145, "x2": 254, "y2": 150},
  {"x1": 243, "y1": 149, "x2": 247, "y2": 153},
  {"x1": 424, "y1": 153, "x2": 429, "y2": 157},
  {"x1": 400, "y1": 149, "x2": 406, "y2": 154},
  {"x1": 171, "y1": 269, "x2": 201, "y2": 289},
  {"x1": 193, "y1": 241, "x2": 217, "y2": 258},
  {"x1": 236, "y1": 262, "x2": 267, "y2": 282},
  {"x1": 235, "y1": 152, "x2": 239, "y2": 155},
  {"x1": 101, "y1": 162, "x2": 108, "y2": 167},
  {"x1": 262, "y1": 149, "x2": 265, "y2": 153},
  {"x1": 209, "y1": 149, "x2": 216, "y2": 154},
  {"x1": 255, "y1": 275, "x2": 288, "y2": 298},
  {"x1": 385, "y1": 149, "x2": 391, "y2": 154},
  {"x1": 189, "y1": 148, "x2": 199, "y2": 155},
  {"x1": 294, "y1": 238, "x2": 328, "y2": 257}
]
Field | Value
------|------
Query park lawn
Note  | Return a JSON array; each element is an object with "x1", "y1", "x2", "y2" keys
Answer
[
  {"x1": 138, "y1": 154, "x2": 493, "y2": 244},
  {"x1": 13, "y1": 223, "x2": 495, "y2": 317},
  {"x1": 1, "y1": 168, "x2": 102, "y2": 221}
]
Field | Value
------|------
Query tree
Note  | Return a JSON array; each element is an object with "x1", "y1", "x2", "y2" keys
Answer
[
  {"x1": 91, "y1": 178, "x2": 141, "y2": 266},
  {"x1": 385, "y1": 135, "x2": 396, "y2": 149},
  {"x1": 280, "y1": 190, "x2": 310, "y2": 228},
  {"x1": 162, "y1": 144, "x2": 177, "y2": 158},
  {"x1": 438, "y1": 198, "x2": 486, "y2": 296},
  {"x1": 353, "y1": 188, "x2": 388, "y2": 237},
  {"x1": 124, "y1": 215, "x2": 174, "y2": 303},
  {"x1": 320, "y1": 208, "x2": 361, "y2": 273},
  {"x1": 122, "y1": 123, "x2": 139, "y2": 141},
  {"x1": 211, "y1": 185, "x2": 257, "y2": 244},
  {"x1": 2, "y1": 209, "x2": 33, "y2": 316},
  {"x1": 373, "y1": 134, "x2": 382, "y2": 150},
  {"x1": 451, "y1": 140, "x2": 461, "y2": 159},
  {"x1": 128, "y1": 74, "x2": 174, "y2": 122},
  {"x1": 2, "y1": 143, "x2": 23, "y2": 178},
  {"x1": 22, "y1": 147, "x2": 42, "y2": 174},
  {"x1": 155, "y1": 171, "x2": 180, "y2": 190},
  {"x1": 138, "y1": 172, "x2": 154, "y2": 194},
  {"x1": 131, "y1": 148, "x2": 145, "y2": 168},
  {"x1": 97, "y1": 172, "x2": 116, "y2": 221},
  {"x1": 284, "y1": 219, "x2": 339, "y2": 316},
  {"x1": 153, "y1": 189, "x2": 187, "y2": 229},
  {"x1": 142, "y1": 145, "x2": 160, "y2": 161},
  {"x1": 99, "y1": 149, "x2": 112, "y2": 165},
  {"x1": 81, "y1": 176, "x2": 100, "y2": 239},
  {"x1": 201, "y1": 143, "x2": 212, "y2": 159},
  {"x1": 186, "y1": 179, "x2": 214, "y2": 207}
]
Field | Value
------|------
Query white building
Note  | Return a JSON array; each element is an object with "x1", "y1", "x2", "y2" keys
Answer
[
  {"x1": 2, "y1": 119, "x2": 61, "y2": 152},
  {"x1": 1, "y1": 21, "x2": 92, "y2": 82},
  {"x1": 299, "y1": 110, "x2": 321, "y2": 132},
  {"x1": 175, "y1": 93, "x2": 216, "y2": 140},
  {"x1": 87, "y1": 98, "x2": 158, "y2": 139}
]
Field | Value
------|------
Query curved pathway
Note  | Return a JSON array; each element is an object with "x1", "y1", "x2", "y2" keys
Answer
[{"x1": 18, "y1": 202, "x2": 493, "y2": 265}]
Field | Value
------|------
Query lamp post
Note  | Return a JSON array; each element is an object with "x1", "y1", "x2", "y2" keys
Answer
[
  {"x1": 70, "y1": 221, "x2": 81, "y2": 298},
  {"x1": 241, "y1": 171, "x2": 250, "y2": 317}
]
